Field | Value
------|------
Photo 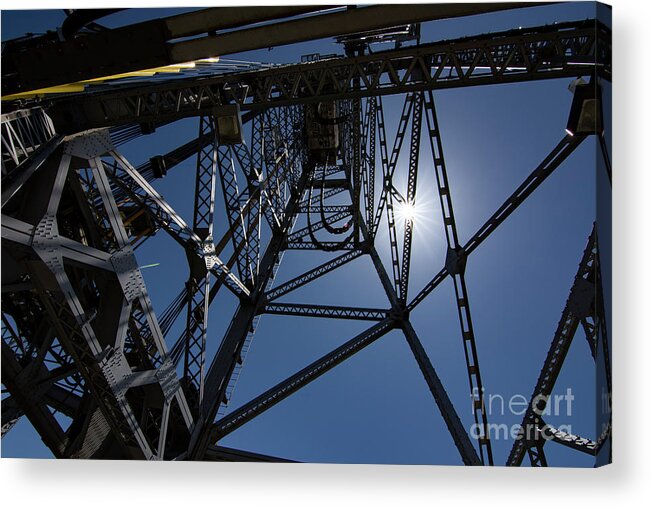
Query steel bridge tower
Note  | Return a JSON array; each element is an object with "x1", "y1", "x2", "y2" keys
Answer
[{"x1": 1, "y1": 5, "x2": 611, "y2": 465}]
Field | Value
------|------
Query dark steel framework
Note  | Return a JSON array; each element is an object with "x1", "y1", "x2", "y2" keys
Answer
[{"x1": 1, "y1": 5, "x2": 611, "y2": 465}]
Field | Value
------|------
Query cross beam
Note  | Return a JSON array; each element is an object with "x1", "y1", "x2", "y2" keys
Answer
[{"x1": 46, "y1": 20, "x2": 610, "y2": 133}]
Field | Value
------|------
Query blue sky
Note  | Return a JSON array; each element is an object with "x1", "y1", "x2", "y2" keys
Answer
[{"x1": 1, "y1": 3, "x2": 610, "y2": 466}]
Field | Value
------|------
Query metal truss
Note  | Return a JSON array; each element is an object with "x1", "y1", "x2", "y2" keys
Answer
[
  {"x1": 100, "y1": 149, "x2": 250, "y2": 298},
  {"x1": 4, "y1": 5, "x2": 546, "y2": 96},
  {"x1": 182, "y1": 115, "x2": 218, "y2": 406},
  {"x1": 506, "y1": 225, "x2": 611, "y2": 466},
  {"x1": 1, "y1": 107, "x2": 58, "y2": 173},
  {"x1": 44, "y1": 20, "x2": 610, "y2": 133},
  {"x1": 2, "y1": 108, "x2": 61, "y2": 207},
  {"x1": 2, "y1": 9, "x2": 610, "y2": 465},
  {"x1": 2, "y1": 135, "x2": 196, "y2": 459},
  {"x1": 398, "y1": 91, "x2": 422, "y2": 302},
  {"x1": 264, "y1": 250, "x2": 364, "y2": 302},
  {"x1": 262, "y1": 303, "x2": 390, "y2": 321},
  {"x1": 408, "y1": 133, "x2": 585, "y2": 312},
  {"x1": 420, "y1": 88, "x2": 492, "y2": 465}
]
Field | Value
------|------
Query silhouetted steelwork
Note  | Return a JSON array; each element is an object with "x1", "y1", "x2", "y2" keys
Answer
[
  {"x1": 506, "y1": 225, "x2": 611, "y2": 466},
  {"x1": 1, "y1": 6, "x2": 611, "y2": 464}
]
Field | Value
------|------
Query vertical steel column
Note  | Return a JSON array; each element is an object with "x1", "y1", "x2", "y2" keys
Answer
[
  {"x1": 215, "y1": 144, "x2": 247, "y2": 280},
  {"x1": 262, "y1": 109, "x2": 285, "y2": 227},
  {"x1": 190, "y1": 167, "x2": 310, "y2": 459},
  {"x1": 372, "y1": 94, "x2": 413, "y2": 236},
  {"x1": 399, "y1": 91, "x2": 423, "y2": 303},
  {"x1": 251, "y1": 111, "x2": 280, "y2": 230},
  {"x1": 231, "y1": 142, "x2": 262, "y2": 286},
  {"x1": 352, "y1": 97, "x2": 362, "y2": 245},
  {"x1": 423, "y1": 90, "x2": 493, "y2": 465},
  {"x1": 375, "y1": 95, "x2": 414, "y2": 294},
  {"x1": 183, "y1": 115, "x2": 218, "y2": 405},
  {"x1": 367, "y1": 98, "x2": 377, "y2": 229}
]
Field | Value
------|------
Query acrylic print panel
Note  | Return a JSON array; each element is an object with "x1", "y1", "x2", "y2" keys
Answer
[{"x1": 0, "y1": 3, "x2": 611, "y2": 467}]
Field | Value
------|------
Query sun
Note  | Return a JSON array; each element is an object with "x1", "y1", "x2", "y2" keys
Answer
[{"x1": 396, "y1": 201, "x2": 419, "y2": 222}]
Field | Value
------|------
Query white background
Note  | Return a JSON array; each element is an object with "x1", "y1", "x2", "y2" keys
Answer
[{"x1": 1, "y1": 0, "x2": 649, "y2": 505}]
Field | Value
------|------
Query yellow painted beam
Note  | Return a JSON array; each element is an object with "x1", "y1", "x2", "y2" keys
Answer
[{"x1": 2, "y1": 57, "x2": 219, "y2": 101}]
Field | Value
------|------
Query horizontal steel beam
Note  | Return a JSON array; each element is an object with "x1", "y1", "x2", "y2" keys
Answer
[
  {"x1": 4, "y1": 4, "x2": 545, "y2": 96},
  {"x1": 45, "y1": 20, "x2": 610, "y2": 132},
  {"x1": 1, "y1": 214, "x2": 115, "y2": 271},
  {"x1": 172, "y1": 4, "x2": 546, "y2": 63},
  {"x1": 297, "y1": 205, "x2": 352, "y2": 214},
  {"x1": 2, "y1": 7, "x2": 332, "y2": 96},
  {"x1": 284, "y1": 241, "x2": 357, "y2": 251},
  {"x1": 262, "y1": 302, "x2": 390, "y2": 321}
]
